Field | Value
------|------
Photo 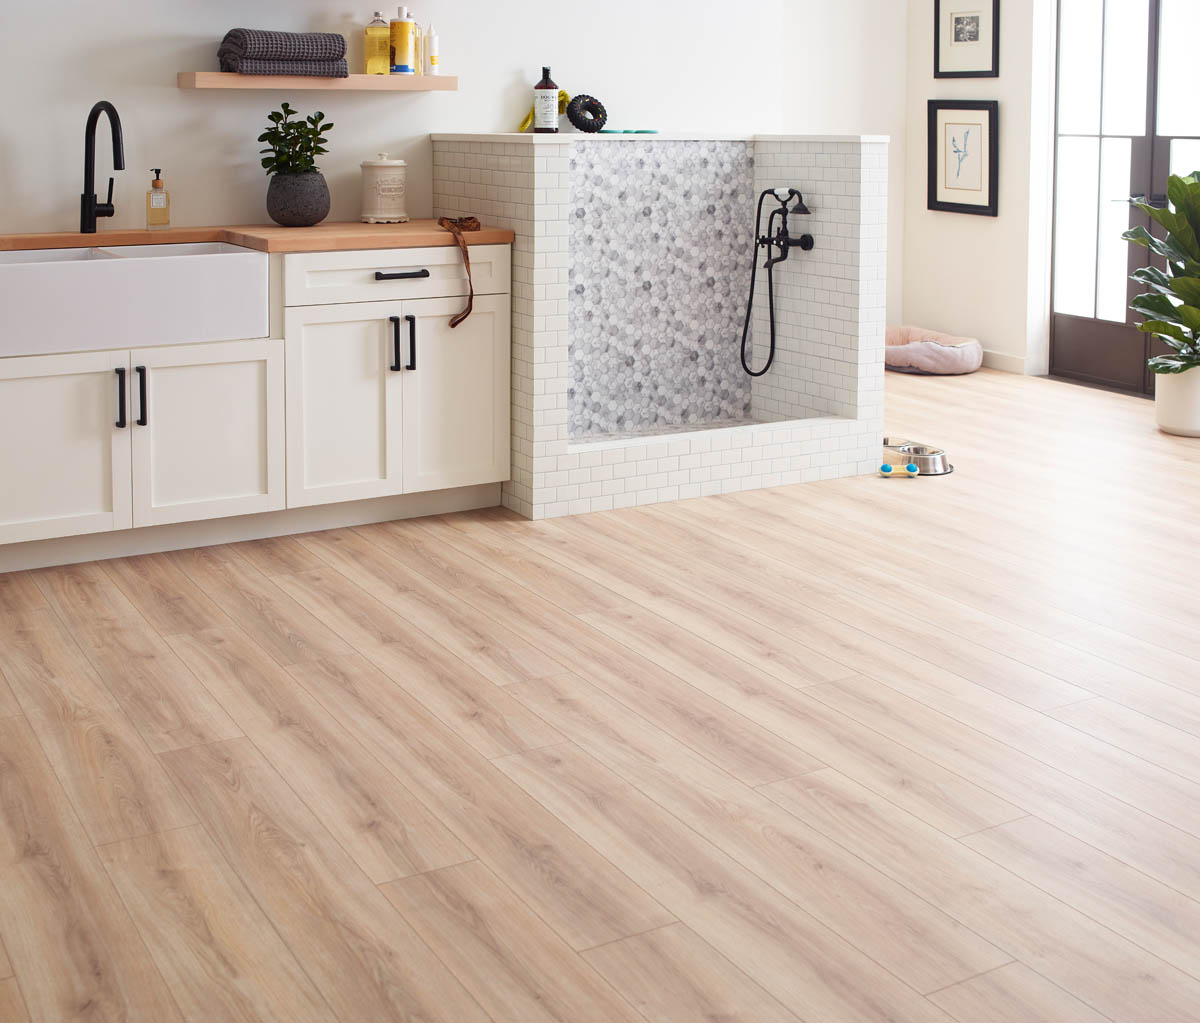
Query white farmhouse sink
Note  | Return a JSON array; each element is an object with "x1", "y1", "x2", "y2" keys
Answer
[{"x1": 0, "y1": 241, "x2": 268, "y2": 357}]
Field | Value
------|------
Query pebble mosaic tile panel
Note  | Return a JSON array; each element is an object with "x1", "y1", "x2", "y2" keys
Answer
[{"x1": 568, "y1": 141, "x2": 755, "y2": 438}]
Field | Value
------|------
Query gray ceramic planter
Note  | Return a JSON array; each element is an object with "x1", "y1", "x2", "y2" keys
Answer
[{"x1": 266, "y1": 171, "x2": 330, "y2": 227}]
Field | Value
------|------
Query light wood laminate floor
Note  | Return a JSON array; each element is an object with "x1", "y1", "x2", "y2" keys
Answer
[{"x1": 1, "y1": 369, "x2": 1198, "y2": 1022}]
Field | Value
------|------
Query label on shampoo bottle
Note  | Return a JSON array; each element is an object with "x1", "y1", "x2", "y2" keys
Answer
[{"x1": 534, "y1": 90, "x2": 558, "y2": 130}]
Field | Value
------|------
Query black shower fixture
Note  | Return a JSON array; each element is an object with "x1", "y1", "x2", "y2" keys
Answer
[{"x1": 739, "y1": 187, "x2": 815, "y2": 377}]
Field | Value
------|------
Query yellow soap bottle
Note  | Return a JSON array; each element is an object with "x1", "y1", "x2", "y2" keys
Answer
[
  {"x1": 364, "y1": 11, "x2": 390, "y2": 75},
  {"x1": 146, "y1": 169, "x2": 170, "y2": 229}
]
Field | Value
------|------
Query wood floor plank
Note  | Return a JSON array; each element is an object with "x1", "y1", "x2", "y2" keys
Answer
[
  {"x1": 98, "y1": 825, "x2": 336, "y2": 1023},
  {"x1": 494, "y1": 741, "x2": 953, "y2": 1023},
  {"x1": 581, "y1": 607, "x2": 1022, "y2": 835},
  {"x1": 1049, "y1": 697, "x2": 1200, "y2": 784},
  {"x1": 413, "y1": 512, "x2": 628, "y2": 614},
  {"x1": 348, "y1": 540, "x2": 824, "y2": 787},
  {"x1": 761, "y1": 768, "x2": 1200, "y2": 1023},
  {"x1": 0, "y1": 716, "x2": 182, "y2": 1022},
  {"x1": 508, "y1": 673, "x2": 1010, "y2": 994},
  {"x1": 928, "y1": 962, "x2": 1113, "y2": 1023},
  {"x1": 166, "y1": 627, "x2": 472, "y2": 883},
  {"x1": 302, "y1": 526, "x2": 566, "y2": 685},
  {"x1": 267, "y1": 560, "x2": 564, "y2": 758},
  {"x1": 581, "y1": 922, "x2": 802, "y2": 1023},
  {"x1": 169, "y1": 546, "x2": 352, "y2": 667},
  {"x1": 159, "y1": 737, "x2": 491, "y2": 1023},
  {"x1": 102, "y1": 552, "x2": 233, "y2": 636},
  {"x1": 381, "y1": 858, "x2": 643, "y2": 1023},
  {"x1": 0, "y1": 936, "x2": 11, "y2": 978},
  {"x1": 0, "y1": 978, "x2": 28, "y2": 1023},
  {"x1": 35, "y1": 562, "x2": 242, "y2": 753},
  {"x1": 963, "y1": 815, "x2": 1200, "y2": 980},
  {"x1": 566, "y1": 508, "x2": 1091, "y2": 712},
  {"x1": 0, "y1": 607, "x2": 195, "y2": 845},
  {"x1": 287, "y1": 653, "x2": 675, "y2": 950},
  {"x1": 808, "y1": 675, "x2": 1200, "y2": 902},
  {"x1": 228, "y1": 534, "x2": 325, "y2": 578}
]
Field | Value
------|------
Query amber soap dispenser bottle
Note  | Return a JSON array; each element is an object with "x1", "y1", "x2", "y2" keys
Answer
[
  {"x1": 146, "y1": 169, "x2": 170, "y2": 229},
  {"x1": 533, "y1": 66, "x2": 558, "y2": 133}
]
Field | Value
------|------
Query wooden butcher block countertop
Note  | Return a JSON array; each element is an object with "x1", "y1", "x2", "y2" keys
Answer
[{"x1": 0, "y1": 219, "x2": 515, "y2": 253}]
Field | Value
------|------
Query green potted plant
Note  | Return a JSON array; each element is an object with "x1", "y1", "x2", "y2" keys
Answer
[
  {"x1": 1125, "y1": 172, "x2": 1200, "y2": 436},
  {"x1": 258, "y1": 103, "x2": 334, "y2": 228}
]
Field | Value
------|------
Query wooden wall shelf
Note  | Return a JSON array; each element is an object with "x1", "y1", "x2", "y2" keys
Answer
[{"x1": 177, "y1": 72, "x2": 457, "y2": 92}]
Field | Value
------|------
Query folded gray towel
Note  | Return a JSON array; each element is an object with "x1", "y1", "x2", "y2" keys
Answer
[
  {"x1": 219, "y1": 55, "x2": 349, "y2": 77},
  {"x1": 218, "y1": 28, "x2": 346, "y2": 63}
]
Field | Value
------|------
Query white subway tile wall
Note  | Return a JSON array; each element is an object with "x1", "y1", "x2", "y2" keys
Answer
[{"x1": 432, "y1": 135, "x2": 886, "y2": 520}]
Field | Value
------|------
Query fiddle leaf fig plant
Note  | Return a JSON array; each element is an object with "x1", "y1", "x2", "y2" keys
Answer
[
  {"x1": 257, "y1": 102, "x2": 334, "y2": 176},
  {"x1": 1124, "y1": 172, "x2": 1200, "y2": 374}
]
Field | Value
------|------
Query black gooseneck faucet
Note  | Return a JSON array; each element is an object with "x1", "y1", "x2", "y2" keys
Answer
[{"x1": 81, "y1": 100, "x2": 125, "y2": 233}]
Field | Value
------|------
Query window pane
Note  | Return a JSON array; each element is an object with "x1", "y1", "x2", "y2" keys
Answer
[
  {"x1": 1101, "y1": 0, "x2": 1149, "y2": 136},
  {"x1": 1054, "y1": 137, "x2": 1101, "y2": 317},
  {"x1": 1158, "y1": 0, "x2": 1200, "y2": 137},
  {"x1": 1096, "y1": 137, "x2": 1133, "y2": 322},
  {"x1": 1170, "y1": 139, "x2": 1200, "y2": 178},
  {"x1": 1058, "y1": 0, "x2": 1103, "y2": 134}
]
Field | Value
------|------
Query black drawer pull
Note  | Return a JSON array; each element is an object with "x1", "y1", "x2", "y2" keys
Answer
[
  {"x1": 375, "y1": 268, "x2": 431, "y2": 281},
  {"x1": 114, "y1": 367, "x2": 127, "y2": 429},
  {"x1": 135, "y1": 365, "x2": 148, "y2": 426},
  {"x1": 405, "y1": 314, "x2": 416, "y2": 371},
  {"x1": 388, "y1": 316, "x2": 403, "y2": 371}
]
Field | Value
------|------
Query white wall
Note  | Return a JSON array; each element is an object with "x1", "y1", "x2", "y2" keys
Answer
[
  {"x1": 902, "y1": 0, "x2": 1055, "y2": 373},
  {"x1": 0, "y1": 0, "x2": 907, "y2": 317},
  {"x1": 1, "y1": 0, "x2": 795, "y2": 233},
  {"x1": 784, "y1": 3, "x2": 909, "y2": 324}
]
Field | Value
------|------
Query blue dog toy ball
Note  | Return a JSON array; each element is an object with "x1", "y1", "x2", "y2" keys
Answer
[
  {"x1": 907, "y1": 463, "x2": 919, "y2": 474},
  {"x1": 881, "y1": 464, "x2": 893, "y2": 473}
]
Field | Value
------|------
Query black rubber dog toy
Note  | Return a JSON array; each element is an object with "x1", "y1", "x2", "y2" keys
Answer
[{"x1": 567, "y1": 94, "x2": 607, "y2": 133}]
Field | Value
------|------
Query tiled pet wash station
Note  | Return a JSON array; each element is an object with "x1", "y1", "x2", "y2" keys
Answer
[{"x1": 433, "y1": 133, "x2": 888, "y2": 520}]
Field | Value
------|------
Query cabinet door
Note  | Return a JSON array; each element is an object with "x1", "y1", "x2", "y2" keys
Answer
[
  {"x1": 401, "y1": 293, "x2": 511, "y2": 494},
  {"x1": 0, "y1": 349, "x2": 132, "y2": 545},
  {"x1": 131, "y1": 339, "x2": 284, "y2": 527},
  {"x1": 284, "y1": 301, "x2": 404, "y2": 507}
]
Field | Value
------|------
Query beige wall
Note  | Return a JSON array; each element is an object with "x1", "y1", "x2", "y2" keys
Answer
[{"x1": 902, "y1": 0, "x2": 1056, "y2": 373}]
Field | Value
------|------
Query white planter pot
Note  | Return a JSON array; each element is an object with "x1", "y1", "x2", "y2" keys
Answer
[{"x1": 1155, "y1": 366, "x2": 1200, "y2": 437}]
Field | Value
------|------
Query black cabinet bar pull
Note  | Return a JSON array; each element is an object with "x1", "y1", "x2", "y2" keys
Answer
[
  {"x1": 388, "y1": 316, "x2": 403, "y2": 371},
  {"x1": 375, "y1": 268, "x2": 431, "y2": 281},
  {"x1": 135, "y1": 366, "x2": 148, "y2": 426},
  {"x1": 114, "y1": 367, "x2": 127, "y2": 429},
  {"x1": 405, "y1": 314, "x2": 417, "y2": 371}
]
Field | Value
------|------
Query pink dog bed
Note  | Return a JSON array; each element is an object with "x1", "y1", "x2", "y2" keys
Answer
[{"x1": 885, "y1": 325, "x2": 983, "y2": 375}]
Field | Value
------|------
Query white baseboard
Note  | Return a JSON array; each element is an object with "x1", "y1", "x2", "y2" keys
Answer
[
  {"x1": 0, "y1": 484, "x2": 501, "y2": 573},
  {"x1": 981, "y1": 349, "x2": 1029, "y2": 375}
]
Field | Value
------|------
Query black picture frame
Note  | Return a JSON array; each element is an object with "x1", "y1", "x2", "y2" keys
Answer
[
  {"x1": 927, "y1": 99, "x2": 999, "y2": 217},
  {"x1": 934, "y1": 0, "x2": 1000, "y2": 78}
]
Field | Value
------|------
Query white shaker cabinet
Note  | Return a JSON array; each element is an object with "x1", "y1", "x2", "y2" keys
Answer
[
  {"x1": 283, "y1": 244, "x2": 511, "y2": 509},
  {"x1": 0, "y1": 349, "x2": 132, "y2": 544},
  {"x1": 401, "y1": 293, "x2": 510, "y2": 494},
  {"x1": 131, "y1": 339, "x2": 285, "y2": 527}
]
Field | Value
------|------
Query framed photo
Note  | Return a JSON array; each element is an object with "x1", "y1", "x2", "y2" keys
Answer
[
  {"x1": 934, "y1": 0, "x2": 999, "y2": 78},
  {"x1": 927, "y1": 100, "x2": 998, "y2": 216}
]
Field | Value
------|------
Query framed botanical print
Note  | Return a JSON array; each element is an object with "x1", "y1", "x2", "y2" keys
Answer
[
  {"x1": 934, "y1": 0, "x2": 999, "y2": 78},
  {"x1": 927, "y1": 100, "x2": 998, "y2": 216}
]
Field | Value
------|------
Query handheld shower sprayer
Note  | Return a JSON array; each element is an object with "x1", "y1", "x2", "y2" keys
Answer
[{"x1": 739, "y1": 187, "x2": 815, "y2": 377}]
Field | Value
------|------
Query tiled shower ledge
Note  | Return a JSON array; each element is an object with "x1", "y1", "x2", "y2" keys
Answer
[
  {"x1": 568, "y1": 415, "x2": 852, "y2": 453},
  {"x1": 430, "y1": 132, "x2": 891, "y2": 144}
]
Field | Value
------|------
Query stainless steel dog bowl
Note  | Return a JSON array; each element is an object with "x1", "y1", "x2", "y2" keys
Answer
[{"x1": 883, "y1": 437, "x2": 954, "y2": 476}]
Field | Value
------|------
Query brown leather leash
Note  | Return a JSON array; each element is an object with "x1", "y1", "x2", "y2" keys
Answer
[{"x1": 438, "y1": 216, "x2": 481, "y2": 327}]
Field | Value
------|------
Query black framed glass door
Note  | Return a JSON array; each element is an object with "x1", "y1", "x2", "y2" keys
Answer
[{"x1": 1050, "y1": 0, "x2": 1200, "y2": 394}]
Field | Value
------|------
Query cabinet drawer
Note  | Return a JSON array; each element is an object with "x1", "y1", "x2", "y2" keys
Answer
[{"x1": 284, "y1": 244, "x2": 511, "y2": 306}]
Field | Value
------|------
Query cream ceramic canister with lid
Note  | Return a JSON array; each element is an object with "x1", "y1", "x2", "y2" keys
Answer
[{"x1": 360, "y1": 153, "x2": 409, "y2": 223}]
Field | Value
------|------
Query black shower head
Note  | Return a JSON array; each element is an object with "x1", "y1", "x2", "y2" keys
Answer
[{"x1": 772, "y1": 187, "x2": 811, "y2": 215}]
